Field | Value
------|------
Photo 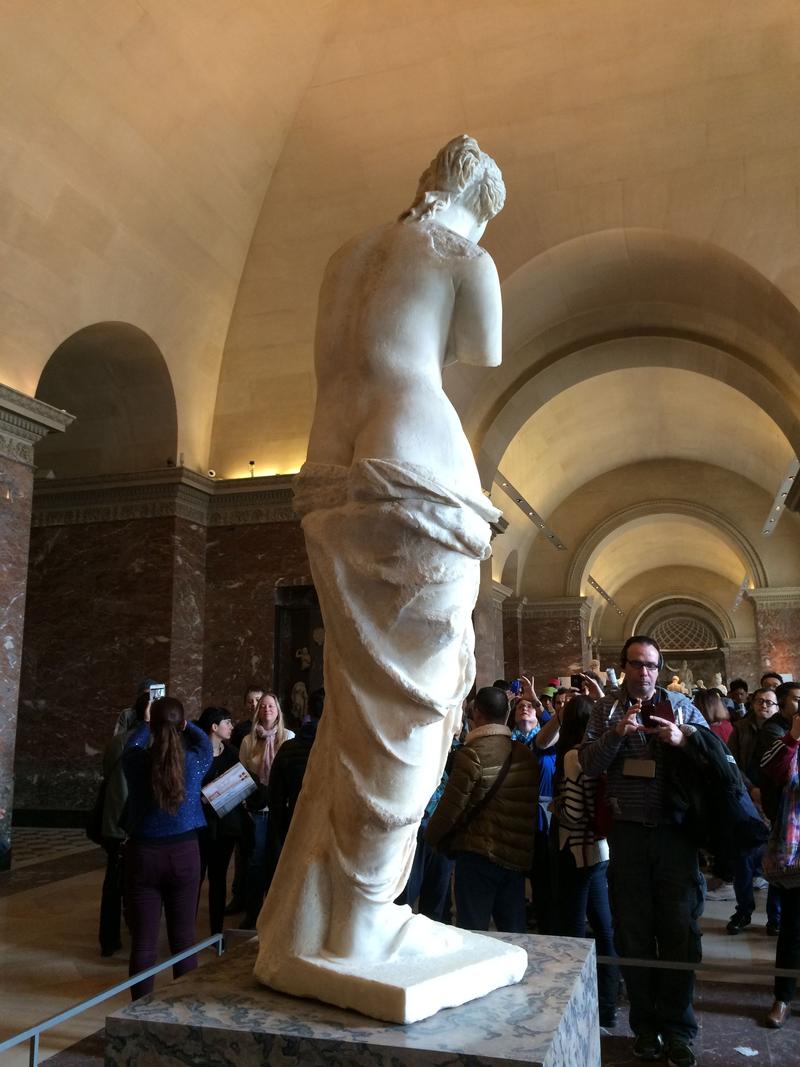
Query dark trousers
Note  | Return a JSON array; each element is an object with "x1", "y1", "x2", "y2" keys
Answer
[
  {"x1": 198, "y1": 831, "x2": 237, "y2": 935},
  {"x1": 396, "y1": 829, "x2": 454, "y2": 922},
  {"x1": 243, "y1": 811, "x2": 278, "y2": 924},
  {"x1": 99, "y1": 838, "x2": 124, "y2": 952},
  {"x1": 530, "y1": 826, "x2": 556, "y2": 934},
  {"x1": 454, "y1": 851, "x2": 526, "y2": 933},
  {"x1": 608, "y1": 822, "x2": 704, "y2": 1044},
  {"x1": 775, "y1": 885, "x2": 800, "y2": 1003},
  {"x1": 125, "y1": 838, "x2": 201, "y2": 999},
  {"x1": 557, "y1": 851, "x2": 620, "y2": 1015},
  {"x1": 734, "y1": 844, "x2": 781, "y2": 925}
]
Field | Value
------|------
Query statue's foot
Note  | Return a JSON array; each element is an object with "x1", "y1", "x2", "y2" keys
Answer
[{"x1": 322, "y1": 901, "x2": 463, "y2": 962}]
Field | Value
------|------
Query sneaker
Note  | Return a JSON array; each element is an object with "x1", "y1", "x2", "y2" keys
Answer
[
  {"x1": 726, "y1": 912, "x2": 752, "y2": 934},
  {"x1": 766, "y1": 921, "x2": 780, "y2": 936},
  {"x1": 666, "y1": 1039, "x2": 697, "y2": 1067},
  {"x1": 753, "y1": 876, "x2": 768, "y2": 890},
  {"x1": 633, "y1": 1031, "x2": 664, "y2": 1060}
]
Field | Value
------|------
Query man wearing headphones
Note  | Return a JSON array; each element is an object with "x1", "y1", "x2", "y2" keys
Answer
[{"x1": 580, "y1": 636, "x2": 707, "y2": 1067}]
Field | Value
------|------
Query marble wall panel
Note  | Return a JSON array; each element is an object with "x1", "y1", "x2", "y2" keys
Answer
[
  {"x1": 16, "y1": 517, "x2": 176, "y2": 809},
  {"x1": 168, "y1": 518, "x2": 207, "y2": 720},
  {"x1": 502, "y1": 599, "x2": 524, "y2": 682},
  {"x1": 723, "y1": 643, "x2": 761, "y2": 689},
  {"x1": 520, "y1": 608, "x2": 590, "y2": 686},
  {"x1": 202, "y1": 520, "x2": 309, "y2": 713},
  {"x1": 753, "y1": 602, "x2": 800, "y2": 682},
  {"x1": 0, "y1": 454, "x2": 35, "y2": 868}
]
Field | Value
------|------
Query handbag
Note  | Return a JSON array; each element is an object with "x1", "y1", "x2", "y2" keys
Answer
[{"x1": 763, "y1": 745, "x2": 800, "y2": 889}]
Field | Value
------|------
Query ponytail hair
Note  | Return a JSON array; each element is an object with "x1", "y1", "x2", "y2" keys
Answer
[{"x1": 149, "y1": 696, "x2": 185, "y2": 815}]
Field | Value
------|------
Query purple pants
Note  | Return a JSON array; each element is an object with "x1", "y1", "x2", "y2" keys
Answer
[{"x1": 125, "y1": 837, "x2": 201, "y2": 999}]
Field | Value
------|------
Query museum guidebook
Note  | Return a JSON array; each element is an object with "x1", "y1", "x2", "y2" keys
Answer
[{"x1": 201, "y1": 762, "x2": 257, "y2": 816}]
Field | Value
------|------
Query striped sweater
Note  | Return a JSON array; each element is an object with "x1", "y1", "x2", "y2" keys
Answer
[
  {"x1": 579, "y1": 686, "x2": 707, "y2": 826},
  {"x1": 557, "y1": 748, "x2": 609, "y2": 868}
]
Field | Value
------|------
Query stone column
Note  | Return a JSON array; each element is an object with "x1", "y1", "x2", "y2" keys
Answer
[
  {"x1": 519, "y1": 596, "x2": 592, "y2": 685},
  {"x1": 0, "y1": 385, "x2": 73, "y2": 870},
  {"x1": 473, "y1": 567, "x2": 512, "y2": 687},
  {"x1": 721, "y1": 637, "x2": 761, "y2": 688},
  {"x1": 749, "y1": 588, "x2": 800, "y2": 681}
]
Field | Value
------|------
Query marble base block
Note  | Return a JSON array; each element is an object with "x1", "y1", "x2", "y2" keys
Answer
[{"x1": 105, "y1": 933, "x2": 599, "y2": 1067}]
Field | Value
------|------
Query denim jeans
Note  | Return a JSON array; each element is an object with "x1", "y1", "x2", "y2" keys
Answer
[
  {"x1": 125, "y1": 837, "x2": 201, "y2": 999},
  {"x1": 733, "y1": 843, "x2": 781, "y2": 925},
  {"x1": 396, "y1": 829, "x2": 454, "y2": 922},
  {"x1": 454, "y1": 851, "x2": 527, "y2": 933},
  {"x1": 243, "y1": 811, "x2": 271, "y2": 924},
  {"x1": 557, "y1": 852, "x2": 620, "y2": 1015},
  {"x1": 608, "y1": 821, "x2": 704, "y2": 1044}
]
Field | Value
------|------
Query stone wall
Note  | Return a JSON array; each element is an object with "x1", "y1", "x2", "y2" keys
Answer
[{"x1": 750, "y1": 589, "x2": 800, "y2": 682}]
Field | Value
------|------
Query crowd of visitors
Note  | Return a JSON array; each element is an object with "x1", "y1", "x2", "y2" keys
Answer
[{"x1": 92, "y1": 648, "x2": 800, "y2": 1065}]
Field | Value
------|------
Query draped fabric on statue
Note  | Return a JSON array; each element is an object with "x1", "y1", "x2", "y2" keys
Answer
[{"x1": 255, "y1": 458, "x2": 499, "y2": 969}]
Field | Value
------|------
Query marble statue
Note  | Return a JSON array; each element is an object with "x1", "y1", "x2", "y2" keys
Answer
[
  {"x1": 667, "y1": 675, "x2": 686, "y2": 694},
  {"x1": 667, "y1": 658, "x2": 695, "y2": 692},
  {"x1": 254, "y1": 136, "x2": 522, "y2": 1023},
  {"x1": 711, "y1": 671, "x2": 727, "y2": 694},
  {"x1": 290, "y1": 680, "x2": 308, "y2": 721}
]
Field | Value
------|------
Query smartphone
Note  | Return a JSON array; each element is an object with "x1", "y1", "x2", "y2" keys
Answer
[
  {"x1": 509, "y1": 679, "x2": 522, "y2": 695},
  {"x1": 149, "y1": 683, "x2": 166, "y2": 701},
  {"x1": 570, "y1": 674, "x2": 583, "y2": 689},
  {"x1": 640, "y1": 699, "x2": 675, "y2": 729}
]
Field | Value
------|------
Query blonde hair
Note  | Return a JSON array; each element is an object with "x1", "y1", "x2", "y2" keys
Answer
[
  {"x1": 250, "y1": 691, "x2": 289, "y2": 747},
  {"x1": 400, "y1": 134, "x2": 506, "y2": 225}
]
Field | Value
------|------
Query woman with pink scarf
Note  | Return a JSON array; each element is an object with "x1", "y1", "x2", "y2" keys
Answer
[{"x1": 238, "y1": 692, "x2": 294, "y2": 928}]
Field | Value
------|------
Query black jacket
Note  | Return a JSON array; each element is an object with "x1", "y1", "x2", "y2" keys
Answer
[
  {"x1": 664, "y1": 727, "x2": 768, "y2": 868},
  {"x1": 267, "y1": 720, "x2": 319, "y2": 846}
]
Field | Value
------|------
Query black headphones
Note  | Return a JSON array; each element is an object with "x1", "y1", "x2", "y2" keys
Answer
[{"x1": 619, "y1": 635, "x2": 664, "y2": 672}]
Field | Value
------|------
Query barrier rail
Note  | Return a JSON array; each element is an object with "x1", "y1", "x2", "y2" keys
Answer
[{"x1": 0, "y1": 933, "x2": 224, "y2": 1067}]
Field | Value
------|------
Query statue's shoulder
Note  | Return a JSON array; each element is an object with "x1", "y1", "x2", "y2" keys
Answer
[{"x1": 420, "y1": 219, "x2": 486, "y2": 261}]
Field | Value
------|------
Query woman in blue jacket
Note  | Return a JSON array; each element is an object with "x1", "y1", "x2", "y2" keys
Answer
[{"x1": 123, "y1": 696, "x2": 212, "y2": 999}]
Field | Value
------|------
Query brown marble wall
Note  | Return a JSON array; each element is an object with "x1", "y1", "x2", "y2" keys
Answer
[
  {"x1": 752, "y1": 594, "x2": 800, "y2": 681},
  {"x1": 502, "y1": 598, "x2": 524, "y2": 682},
  {"x1": 168, "y1": 518, "x2": 207, "y2": 718},
  {"x1": 518, "y1": 599, "x2": 591, "y2": 687},
  {"x1": 202, "y1": 520, "x2": 309, "y2": 714},
  {"x1": 0, "y1": 454, "x2": 35, "y2": 868},
  {"x1": 723, "y1": 642, "x2": 762, "y2": 689},
  {"x1": 17, "y1": 517, "x2": 177, "y2": 808}
]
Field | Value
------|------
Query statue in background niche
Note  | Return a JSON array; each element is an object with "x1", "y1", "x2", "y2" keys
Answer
[{"x1": 254, "y1": 136, "x2": 521, "y2": 1023}]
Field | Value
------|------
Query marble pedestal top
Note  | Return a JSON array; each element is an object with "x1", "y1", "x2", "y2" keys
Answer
[{"x1": 105, "y1": 932, "x2": 599, "y2": 1066}]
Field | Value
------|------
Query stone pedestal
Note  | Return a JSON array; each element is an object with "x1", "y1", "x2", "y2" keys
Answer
[
  {"x1": 105, "y1": 933, "x2": 599, "y2": 1066},
  {"x1": 749, "y1": 588, "x2": 800, "y2": 682},
  {"x1": 0, "y1": 384, "x2": 73, "y2": 869}
]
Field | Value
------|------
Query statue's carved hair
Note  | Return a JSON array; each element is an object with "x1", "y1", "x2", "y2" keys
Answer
[{"x1": 401, "y1": 134, "x2": 505, "y2": 224}]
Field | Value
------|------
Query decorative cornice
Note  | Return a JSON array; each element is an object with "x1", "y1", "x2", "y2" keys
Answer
[
  {"x1": 0, "y1": 384, "x2": 74, "y2": 466},
  {"x1": 748, "y1": 586, "x2": 800, "y2": 609},
  {"x1": 523, "y1": 596, "x2": 591, "y2": 622},
  {"x1": 491, "y1": 580, "x2": 513, "y2": 606},
  {"x1": 31, "y1": 469, "x2": 297, "y2": 528},
  {"x1": 502, "y1": 596, "x2": 527, "y2": 619},
  {"x1": 721, "y1": 637, "x2": 759, "y2": 651}
]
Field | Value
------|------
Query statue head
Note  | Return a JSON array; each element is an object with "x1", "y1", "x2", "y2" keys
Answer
[{"x1": 401, "y1": 134, "x2": 506, "y2": 226}]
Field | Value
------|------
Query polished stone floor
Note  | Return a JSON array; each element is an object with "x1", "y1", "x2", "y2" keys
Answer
[{"x1": 1, "y1": 829, "x2": 799, "y2": 1066}]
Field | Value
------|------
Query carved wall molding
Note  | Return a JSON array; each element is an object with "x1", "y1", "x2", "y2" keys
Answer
[
  {"x1": 32, "y1": 469, "x2": 297, "y2": 527},
  {"x1": 522, "y1": 596, "x2": 591, "y2": 622},
  {"x1": 491, "y1": 580, "x2": 513, "y2": 606},
  {"x1": 0, "y1": 384, "x2": 74, "y2": 466},
  {"x1": 748, "y1": 586, "x2": 800, "y2": 609}
]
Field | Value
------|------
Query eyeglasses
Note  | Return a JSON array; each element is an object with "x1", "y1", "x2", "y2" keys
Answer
[
  {"x1": 753, "y1": 698, "x2": 778, "y2": 707},
  {"x1": 625, "y1": 659, "x2": 660, "y2": 672}
]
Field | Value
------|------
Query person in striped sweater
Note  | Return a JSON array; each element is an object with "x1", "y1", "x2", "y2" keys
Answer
[{"x1": 554, "y1": 694, "x2": 620, "y2": 1028}]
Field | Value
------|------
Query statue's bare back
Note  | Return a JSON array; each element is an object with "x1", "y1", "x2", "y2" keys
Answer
[{"x1": 307, "y1": 217, "x2": 501, "y2": 498}]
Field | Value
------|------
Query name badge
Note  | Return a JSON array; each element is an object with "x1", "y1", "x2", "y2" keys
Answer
[{"x1": 623, "y1": 758, "x2": 656, "y2": 779}]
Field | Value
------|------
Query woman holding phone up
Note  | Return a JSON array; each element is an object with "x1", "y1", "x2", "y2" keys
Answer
[{"x1": 123, "y1": 696, "x2": 212, "y2": 999}]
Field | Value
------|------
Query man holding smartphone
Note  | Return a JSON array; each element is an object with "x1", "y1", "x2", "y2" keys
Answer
[{"x1": 580, "y1": 635, "x2": 707, "y2": 1067}]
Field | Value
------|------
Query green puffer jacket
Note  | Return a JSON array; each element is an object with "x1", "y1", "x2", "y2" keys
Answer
[{"x1": 426, "y1": 723, "x2": 539, "y2": 871}]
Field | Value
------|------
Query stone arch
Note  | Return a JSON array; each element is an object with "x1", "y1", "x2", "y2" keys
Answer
[
  {"x1": 441, "y1": 228, "x2": 800, "y2": 486},
  {"x1": 566, "y1": 500, "x2": 768, "y2": 598},
  {"x1": 629, "y1": 594, "x2": 736, "y2": 643},
  {"x1": 34, "y1": 322, "x2": 177, "y2": 478},
  {"x1": 500, "y1": 549, "x2": 519, "y2": 592}
]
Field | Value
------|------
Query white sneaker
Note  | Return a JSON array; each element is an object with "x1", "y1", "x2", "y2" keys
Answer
[{"x1": 753, "y1": 876, "x2": 768, "y2": 890}]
